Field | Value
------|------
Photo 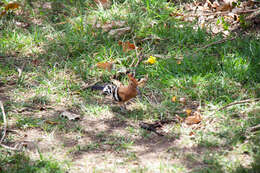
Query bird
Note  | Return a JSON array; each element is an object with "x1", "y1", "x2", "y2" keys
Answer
[{"x1": 91, "y1": 73, "x2": 140, "y2": 110}]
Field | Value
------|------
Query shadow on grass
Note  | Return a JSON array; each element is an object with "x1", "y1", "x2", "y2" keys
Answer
[{"x1": 1, "y1": 0, "x2": 260, "y2": 172}]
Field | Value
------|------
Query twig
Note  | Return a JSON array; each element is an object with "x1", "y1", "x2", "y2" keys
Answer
[
  {"x1": 139, "y1": 122, "x2": 164, "y2": 136},
  {"x1": 207, "y1": 98, "x2": 260, "y2": 123},
  {"x1": 81, "y1": 79, "x2": 101, "y2": 90},
  {"x1": 131, "y1": 36, "x2": 144, "y2": 74},
  {"x1": 0, "y1": 100, "x2": 24, "y2": 151},
  {"x1": 216, "y1": 98, "x2": 260, "y2": 112},
  {"x1": 151, "y1": 54, "x2": 182, "y2": 60},
  {"x1": 134, "y1": 53, "x2": 144, "y2": 68},
  {"x1": 193, "y1": 36, "x2": 236, "y2": 54},
  {"x1": 0, "y1": 143, "x2": 19, "y2": 150},
  {"x1": 0, "y1": 140, "x2": 35, "y2": 151},
  {"x1": 248, "y1": 124, "x2": 260, "y2": 133},
  {"x1": 184, "y1": 8, "x2": 260, "y2": 17},
  {"x1": 246, "y1": 8, "x2": 260, "y2": 20},
  {"x1": 0, "y1": 100, "x2": 7, "y2": 144},
  {"x1": 132, "y1": 35, "x2": 139, "y2": 66},
  {"x1": 16, "y1": 62, "x2": 26, "y2": 78},
  {"x1": 140, "y1": 118, "x2": 179, "y2": 136},
  {"x1": 129, "y1": 37, "x2": 138, "y2": 67}
]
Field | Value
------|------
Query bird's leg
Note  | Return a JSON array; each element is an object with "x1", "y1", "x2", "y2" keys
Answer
[
  {"x1": 119, "y1": 103, "x2": 127, "y2": 112},
  {"x1": 136, "y1": 87, "x2": 143, "y2": 100}
]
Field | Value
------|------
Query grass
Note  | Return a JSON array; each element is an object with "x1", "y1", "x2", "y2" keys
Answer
[
  {"x1": 0, "y1": 0, "x2": 259, "y2": 172},
  {"x1": 0, "y1": 151, "x2": 66, "y2": 173}
]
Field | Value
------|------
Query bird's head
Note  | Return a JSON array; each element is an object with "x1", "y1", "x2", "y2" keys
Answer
[{"x1": 128, "y1": 73, "x2": 138, "y2": 87}]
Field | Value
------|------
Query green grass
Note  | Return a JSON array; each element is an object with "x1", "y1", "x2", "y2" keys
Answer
[
  {"x1": 0, "y1": 151, "x2": 65, "y2": 173},
  {"x1": 0, "y1": 0, "x2": 259, "y2": 172}
]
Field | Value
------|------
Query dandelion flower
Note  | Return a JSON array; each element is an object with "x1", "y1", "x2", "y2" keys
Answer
[{"x1": 146, "y1": 56, "x2": 157, "y2": 64}]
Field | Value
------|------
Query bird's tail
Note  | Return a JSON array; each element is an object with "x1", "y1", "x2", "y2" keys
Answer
[{"x1": 91, "y1": 85, "x2": 104, "y2": 90}]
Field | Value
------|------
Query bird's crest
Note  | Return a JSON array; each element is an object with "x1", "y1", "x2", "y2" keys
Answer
[{"x1": 128, "y1": 73, "x2": 138, "y2": 86}]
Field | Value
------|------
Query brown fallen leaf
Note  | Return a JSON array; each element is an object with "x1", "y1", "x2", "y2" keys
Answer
[
  {"x1": 216, "y1": 3, "x2": 232, "y2": 12},
  {"x1": 0, "y1": 11, "x2": 6, "y2": 16},
  {"x1": 5, "y1": 2, "x2": 20, "y2": 11},
  {"x1": 185, "y1": 111, "x2": 202, "y2": 125},
  {"x1": 0, "y1": 2, "x2": 20, "y2": 17},
  {"x1": 118, "y1": 41, "x2": 136, "y2": 52},
  {"x1": 171, "y1": 96, "x2": 177, "y2": 102},
  {"x1": 96, "y1": 61, "x2": 114, "y2": 71},
  {"x1": 177, "y1": 60, "x2": 182, "y2": 64},
  {"x1": 189, "y1": 131, "x2": 195, "y2": 136}
]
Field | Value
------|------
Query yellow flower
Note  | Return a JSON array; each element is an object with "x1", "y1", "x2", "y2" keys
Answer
[{"x1": 146, "y1": 56, "x2": 157, "y2": 64}]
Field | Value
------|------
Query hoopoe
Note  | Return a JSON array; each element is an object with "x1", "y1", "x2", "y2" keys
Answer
[{"x1": 92, "y1": 73, "x2": 145, "y2": 110}]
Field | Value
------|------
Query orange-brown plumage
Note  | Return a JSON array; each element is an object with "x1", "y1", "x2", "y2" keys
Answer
[
  {"x1": 92, "y1": 73, "x2": 146, "y2": 110},
  {"x1": 117, "y1": 73, "x2": 138, "y2": 105}
]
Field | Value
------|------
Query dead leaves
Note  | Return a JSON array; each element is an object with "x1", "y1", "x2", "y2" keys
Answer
[
  {"x1": 177, "y1": 60, "x2": 182, "y2": 65},
  {"x1": 0, "y1": 2, "x2": 20, "y2": 17},
  {"x1": 175, "y1": 110, "x2": 202, "y2": 125},
  {"x1": 171, "y1": 96, "x2": 177, "y2": 102},
  {"x1": 185, "y1": 111, "x2": 202, "y2": 125},
  {"x1": 171, "y1": 96, "x2": 202, "y2": 125},
  {"x1": 172, "y1": 0, "x2": 259, "y2": 35},
  {"x1": 96, "y1": 61, "x2": 114, "y2": 71},
  {"x1": 118, "y1": 41, "x2": 136, "y2": 52},
  {"x1": 4, "y1": 2, "x2": 20, "y2": 11}
]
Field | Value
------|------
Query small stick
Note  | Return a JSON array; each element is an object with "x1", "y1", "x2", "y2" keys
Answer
[
  {"x1": 0, "y1": 143, "x2": 19, "y2": 150},
  {"x1": 0, "y1": 100, "x2": 7, "y2": 144},
  {"x1": 216, "y1": 98, "x2": 260, "y2": 112},
  {"x1": 193, "y1": 37, "x2": 236, "y2": 54},
  {"x1": 207, "y1": 98, "x2": 260, "y2": 124},
  {"x1": 134, "y1": 53, "x2": 144, "y2": 68},
  {"x1": 131, "y1": 36, "x2": 144, "y2": 74},
  {"x1": 140, "y1": 122, "x2": 164, "y2": 136},
  {"x1": 248, "y1": 124, "x2": 260, "y2": 133},
  {"x1": 183, "y1": 8, "x2": 260, "y2": 18},
  {"x1": 81, "y1": 79, "x2": 101, "y2": 90},
  {"x1": 246, "y1": 8, "x2": 260, "y2": 20},
  {"x1": 132, "y1": 35, "x2": 139, "y2": 66},
  {"x1": 0, "y1": 101, "x2": 25, "y2": 151},
  {"x1": 129, "y1": 36, "x2": 138, "y2": 67}
]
